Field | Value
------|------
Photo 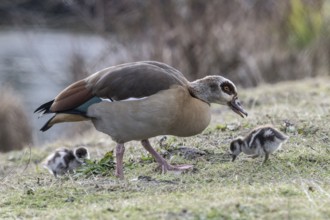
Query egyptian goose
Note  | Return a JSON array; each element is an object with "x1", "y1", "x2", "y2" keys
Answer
[
  {"x1": 35, "y1": 61, "x2": 247, "y2": 178},
  {"x1": 230, "y1": 125, "x2": 288, "y2": 164},
  {"x1": 43, "y1": 146, "x2": 89, "y2": 177}
]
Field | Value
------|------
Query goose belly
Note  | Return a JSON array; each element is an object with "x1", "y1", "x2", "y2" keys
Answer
[{"x1": 87, "y1": 87, "x2": 211, "y2": 143}]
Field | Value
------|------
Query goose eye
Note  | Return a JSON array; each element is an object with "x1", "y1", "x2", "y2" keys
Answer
[{"x1": 224, "y1": 86, "x2": 229, "y2": 92}]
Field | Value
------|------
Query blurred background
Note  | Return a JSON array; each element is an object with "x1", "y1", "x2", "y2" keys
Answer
[{"x1": 0, "y1": 0, "x2": 329, "y2": 152}]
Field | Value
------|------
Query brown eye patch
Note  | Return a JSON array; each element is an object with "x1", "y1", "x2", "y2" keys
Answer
[
  {"x1": 209, "y1": 83, "x2": 218, "y2": 91},
  {"x1": 220, "y1": 81, "x2": 236, "y2": 96}
]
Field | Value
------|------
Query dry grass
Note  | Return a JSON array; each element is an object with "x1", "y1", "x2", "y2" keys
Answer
[
  {"x1": 0, "y1": 86, "x2": 33, "y2": 152},
  {"x1": 0, "y1": 78, "x2": 329, "y2": 219}
]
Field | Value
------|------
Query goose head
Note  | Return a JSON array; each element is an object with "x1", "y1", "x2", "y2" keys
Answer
[{"x1": 189, "y1": 76, "x2": 248, "y2": 117}]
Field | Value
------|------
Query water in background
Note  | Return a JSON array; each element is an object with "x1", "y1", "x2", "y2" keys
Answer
[{"x1": 0, "y1": 29, "x2": 131, "y2": 145}]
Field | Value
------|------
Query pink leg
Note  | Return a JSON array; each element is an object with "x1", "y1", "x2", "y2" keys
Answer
[
  {"x1": 115, "y1": 143, "x2": 125, "y2": 179},
  {"x1": 141, "y1": 139, "x2": 193, "y2": 174}
]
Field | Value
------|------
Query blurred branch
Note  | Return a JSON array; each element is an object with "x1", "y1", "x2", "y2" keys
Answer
[{"x1": 1, "y1": 0, "x2": 329, "y2": 87}]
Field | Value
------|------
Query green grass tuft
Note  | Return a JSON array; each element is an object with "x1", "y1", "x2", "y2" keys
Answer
[{"x1": 75, "y1": 151, "x2": 116, "y2": 177}]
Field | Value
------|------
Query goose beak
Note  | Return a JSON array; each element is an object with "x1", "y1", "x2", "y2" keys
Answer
[
  {"x1": 228, "y1": 97, "x2": 248, "y2": 118},
  {"x1": 231, "y1": 154, "x2": 237, "y2": 162}
]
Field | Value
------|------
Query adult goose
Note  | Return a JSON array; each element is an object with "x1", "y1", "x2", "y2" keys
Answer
[{"x1": 35, "y1": 61, "x2": 247, "y2": 179}]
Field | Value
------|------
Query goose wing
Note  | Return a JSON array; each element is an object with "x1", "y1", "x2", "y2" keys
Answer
[{"x1": 35, "y1": 61, "x2": 188, "y2": 113}]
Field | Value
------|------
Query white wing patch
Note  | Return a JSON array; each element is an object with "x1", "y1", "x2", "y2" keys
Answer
[
  {"x1": 101, "y1": 97, "x2": 148, "y2": 102},
  {"x1": 101, "y1": 98, "x2": 113, "y2": 102},
  {"x1": 120, "y1": 97, "x2": 148, "y2": 102},
  {"x1": 264, "y1": 129, "x2": 273, "y2": 137}
]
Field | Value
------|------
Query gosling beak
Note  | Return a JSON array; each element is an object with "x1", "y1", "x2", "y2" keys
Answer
[
  {"x1": 231, "y1": 154, "x2": 237, "y2": 162},
  {"x1": 228, "y1": 97, "x2": 248, "y2": 118}
]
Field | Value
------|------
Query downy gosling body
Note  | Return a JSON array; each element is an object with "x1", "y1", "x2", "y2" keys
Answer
[
  {"x1": 43, "y1": 147, "x2": 89, "y2": 177},
  {"x1": 230, "y1": 125, "x2": 288, "y2": 164}
]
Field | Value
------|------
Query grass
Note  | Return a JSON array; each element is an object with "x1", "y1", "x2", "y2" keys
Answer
[{"x1": 0, "y1": 78, "x2": 330, "y2": 219}]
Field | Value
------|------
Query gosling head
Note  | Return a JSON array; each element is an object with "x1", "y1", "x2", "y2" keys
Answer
[
  {"x1": 229, "y1": 137, "x2": 245, "y2": 161},
  {"x1": 73, "y1": 147, "x2": 90, "y2": 163},
  {"x1": 189, "y1": 76, "x2": 248, "y2": 118}
]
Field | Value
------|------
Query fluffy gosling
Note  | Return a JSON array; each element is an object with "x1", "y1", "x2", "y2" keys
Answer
[
  {"x1": 43, "y1": 146, "x2": 89, "y2": 177},
  {"x1": 230, "y1": 125, "x2": 288, "y2": 164}
]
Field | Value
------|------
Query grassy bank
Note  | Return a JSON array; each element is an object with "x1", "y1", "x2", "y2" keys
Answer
[{"x1": 0, "y1": 78, "x2": 329, "y2": 219}]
